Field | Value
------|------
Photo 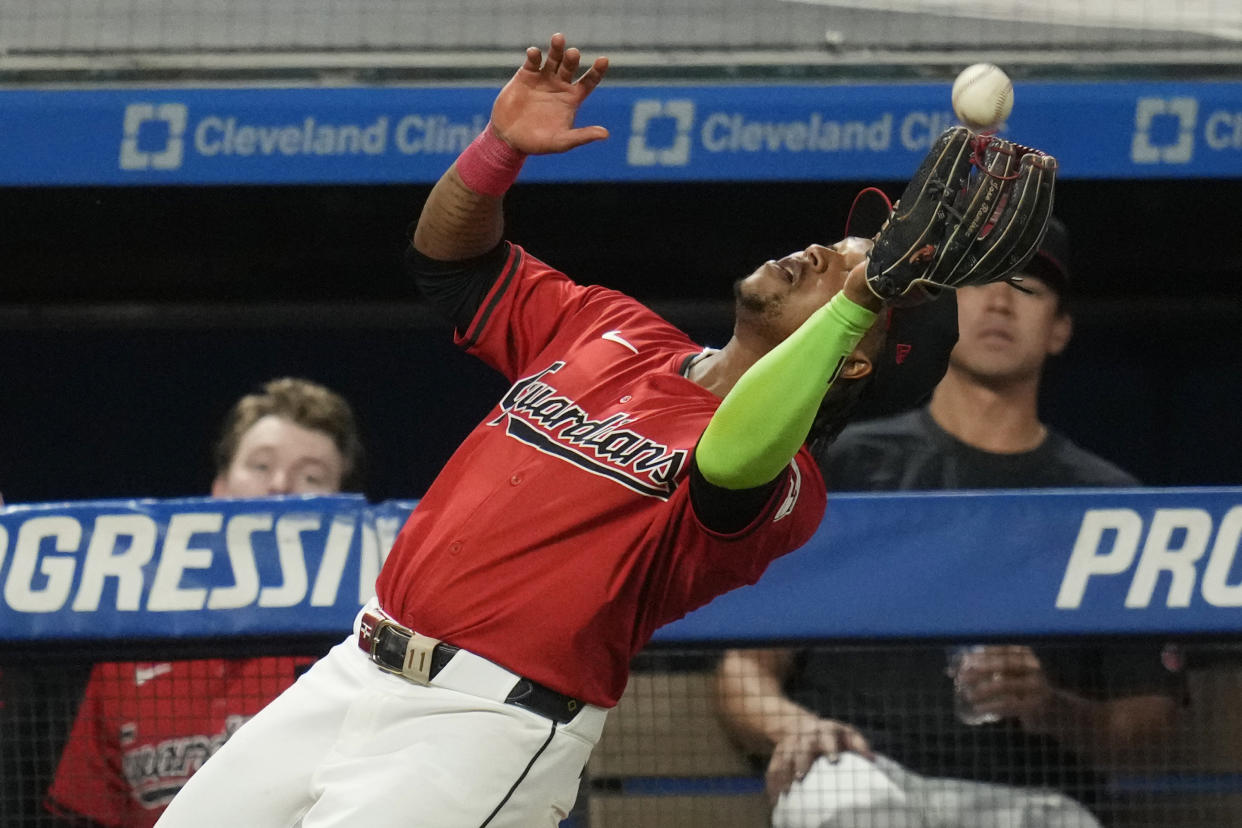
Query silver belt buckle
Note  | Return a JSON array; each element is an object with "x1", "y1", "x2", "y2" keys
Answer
[{"x1": 371, "y1": 618, "x2": 441, "y2": 686}]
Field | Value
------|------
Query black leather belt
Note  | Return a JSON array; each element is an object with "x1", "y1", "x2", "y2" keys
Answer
[{"x1": 358, "y1": 609, "x2": 583, "y2": 724}]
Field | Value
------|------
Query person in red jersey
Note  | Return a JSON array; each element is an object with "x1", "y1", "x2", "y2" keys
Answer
[
  {"x1": 155, "y1": 34, "x2": 1050, "y2": 828},
  {"x1": 47, "y1": 378, "x2": 363, "y2": 828}
]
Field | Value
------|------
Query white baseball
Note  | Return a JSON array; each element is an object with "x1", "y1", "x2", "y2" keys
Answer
[{"x1": 951, "y1": 63, "x2": 1014, "y2": 132}]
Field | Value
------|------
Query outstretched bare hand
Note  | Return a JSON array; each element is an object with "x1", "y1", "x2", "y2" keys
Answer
[{"x1": 490, "y1": 32, "x2": 610, "y2": 155}]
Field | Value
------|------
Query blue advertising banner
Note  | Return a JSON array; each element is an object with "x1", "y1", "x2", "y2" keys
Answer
[
  {"x1": 0, "y1": 495, "x2": 414, "y2": 641},
  {"x1": 658, "y1": 487, "x2": 1242, "y2": 642},
  {"x1": 2, "y1": 488, "x2": 1240, "y2": 643},
  {"x1": 0, "y1": 80, "x2": 1240, "y2": 185}
]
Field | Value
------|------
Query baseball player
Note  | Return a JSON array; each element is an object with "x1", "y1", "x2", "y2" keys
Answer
[
  {"x1": 155, "y1": 34, "x2": 1056, "y2": 827},
  {"x1": 47, "y1": 378, "x2": 362, "y2": 827}
]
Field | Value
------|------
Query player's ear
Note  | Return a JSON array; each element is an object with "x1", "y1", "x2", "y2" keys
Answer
[
  {"x1": 841, "y1": 349, "x2": 873, "y2": 381},
  {"x1": 1047, "y1": 311, "x2": 1072, "y2": 356}
]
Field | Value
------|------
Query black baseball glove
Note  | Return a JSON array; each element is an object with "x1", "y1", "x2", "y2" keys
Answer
[{"x1": 865, "y1": 126, "x2": 1057, "y2": 304}]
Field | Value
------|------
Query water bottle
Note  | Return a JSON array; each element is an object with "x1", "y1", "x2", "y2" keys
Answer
[{"x1": 945, "y1": 645, "x2": 1002, "y2": 726}]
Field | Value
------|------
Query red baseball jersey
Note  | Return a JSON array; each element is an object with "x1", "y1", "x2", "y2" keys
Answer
[
  {"x1": 377, "y1": 244, "x2": 827, "y2": 707},
  {"x1": 47, "y1": 656, "x2": 312, "y2": 828}
]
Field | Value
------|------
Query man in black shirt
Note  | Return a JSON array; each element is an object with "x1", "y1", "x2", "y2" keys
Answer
[{"x1": 716, "y1": 219, "x2": 1184, "y2": 828}]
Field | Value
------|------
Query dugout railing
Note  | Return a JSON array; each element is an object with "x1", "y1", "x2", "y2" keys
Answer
[{"x1": 3, "y1": 490, "x2": 1242, "y2": 826}]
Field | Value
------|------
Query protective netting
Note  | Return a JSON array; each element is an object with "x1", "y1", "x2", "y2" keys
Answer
[{"x1": 4, "y1": 641, "x2": 1241, "y2": 827}]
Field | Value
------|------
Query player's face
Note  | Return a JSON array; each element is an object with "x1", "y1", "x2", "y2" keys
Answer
[
  {"x1": 950, "y1": 276, "x2": 1071, "y2": 386},
  {"x1": 733, "y1": 237, "x2": 872, "y2": 347},
  {"x1": 212, "y1": 414, "x2": 346, "y2": 498}
]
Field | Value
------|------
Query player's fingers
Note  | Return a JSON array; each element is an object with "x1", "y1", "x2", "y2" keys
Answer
[
  {"x1": 554, "y1": 125, "x2": 610, "y2": 152},
  {"x1": 841, "y1": 727, "x2": 874, "y2": 760},
  {"x1": 815, "y1": 727, "x2": 845, "y2": 764},
  {"x1": 520, "y1": 46, "x2": 543, "y2": 73},
  {"x1": 1008, "y1": 644, "x2": 1042, "y2": 667},
  {"x1": 576, "y1": 56, "x2": 610, "y2": 94},
  {"x1": 791, "y1": 740, "x2": 824, "y2": 780},
  {"x1": 544, "y1": 32, "x2": 566, "y2": 75},
  {"x1": 560, "y1": 47, "x2": 581, "y2": 80},
  {"x1": 1020, "y1": 651, "x2": 1047, "y2": 678},
  {"x1": 957, "y1": 671, "x2": 997, "y2": 704},
  {"x1": 980, "y1": 646, "x2": 1039, "y2": 677},
  {"x1": 765, "y1": 754, "x2": 797, "y2": 800},
  {"x1": 968, "y1": 646, "x2": 1022, "y2": 674}
]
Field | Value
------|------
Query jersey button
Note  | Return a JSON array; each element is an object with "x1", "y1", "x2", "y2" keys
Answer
[
  {"x1": 620, "y1": 395, "x2": 632, "y2": 403},
  {"x1": 448, "y1": 540, "x2": 463, "y2": 554},
  {"x1": 509, "y1": 474, "x2": 522, "y2": 486}
]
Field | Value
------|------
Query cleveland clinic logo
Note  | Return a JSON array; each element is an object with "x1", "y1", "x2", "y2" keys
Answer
[
  {"x1": 1131, "y1": 96, "x2": 1197, "y2": 165},
  {"x1": 119, "y1": 103, "x2": 188, "y2": 171},
  {"x1": 627, "y1": 99, "x2": 695, "y2": 167}
]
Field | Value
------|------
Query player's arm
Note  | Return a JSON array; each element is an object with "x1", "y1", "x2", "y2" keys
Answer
[
  {"x1": 1023, "y1": 693, "x2": 1178, "y2": 764},
  {"x1": 715, "y1": 648, "x2": 811, "y2": 755},
  {"x1": 959, "y1": 645, "x2": 1180, "y2": 763},
  {"x1": 715, "y1": 649, "x2": 872, "y2": 799},
  {"x1": 412, "y1": 164, "x2": 506, "y2": 263},
  {"x1": 412, "y1": 33, "x2": 609, "y2": 263},
  {"x1": 695, "y1": 267, "x2": 882, "y2": 495}
]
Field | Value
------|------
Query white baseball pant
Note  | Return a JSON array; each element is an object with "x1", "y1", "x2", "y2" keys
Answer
[{"x1": 155, "y1": 607, "x2": 608, "y2": 828}]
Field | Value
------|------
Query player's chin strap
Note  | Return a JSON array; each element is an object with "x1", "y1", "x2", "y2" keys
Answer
[{"x1": 845, "y1": 186, "x2": 893, "y2": 240}]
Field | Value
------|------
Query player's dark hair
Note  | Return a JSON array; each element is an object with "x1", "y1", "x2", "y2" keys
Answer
[
  {"x1": 214, "y1": 378, "x2": 365, "y2": 491},
  {"x1": 808, "y1": 372, "x2": 877, "y2": 451},
  {"x1": 807, "y1": 324, "x2": 886, "y2": 451}
]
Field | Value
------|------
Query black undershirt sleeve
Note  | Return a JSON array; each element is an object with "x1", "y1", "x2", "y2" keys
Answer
[
  {"x1": 689, "y1": 456, "x2": 783, "y2": 535},
  {"x1": 404, "y1": 241, "x2": 510, "y2": 333}
]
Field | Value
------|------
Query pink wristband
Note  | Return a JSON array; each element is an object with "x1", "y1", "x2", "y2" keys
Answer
[{"x1": 456, "y1": 125, "x2": 527, "y2": 197}]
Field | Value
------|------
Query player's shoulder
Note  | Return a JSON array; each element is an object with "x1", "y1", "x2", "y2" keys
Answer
[
  {"x1": 572, "y1": 286, "x2": 701, "y2": 358},
  {"x1": 512, "y1": 245, "x2": 688, "y2": 338},
  {"x1": 1043, "y1": 430, "x2": 1140, "y2": 486}
]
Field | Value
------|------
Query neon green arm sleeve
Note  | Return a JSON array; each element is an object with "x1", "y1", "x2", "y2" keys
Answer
[{"x1": 696, "y1": 292, "x2": 878, "y2": 489}]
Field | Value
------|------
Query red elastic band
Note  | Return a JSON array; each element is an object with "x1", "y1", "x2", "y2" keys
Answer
[{"x1": 456, "y1": 125, "x2": 527, "y2": 197}]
